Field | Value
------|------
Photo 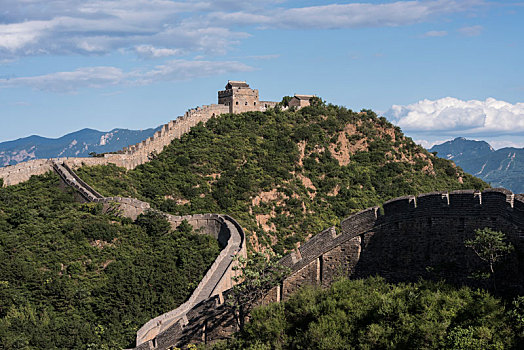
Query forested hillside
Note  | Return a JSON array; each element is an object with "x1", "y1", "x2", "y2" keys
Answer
[
  {"x1": 210, "y1": 277, "x2": 524, "y2": 349},
  {"x1": 0, "y1": 174, "x2": 220, "y2": 349},
  {"x1": 77, "y1": 100, "x2": 486, "y2": 254}
]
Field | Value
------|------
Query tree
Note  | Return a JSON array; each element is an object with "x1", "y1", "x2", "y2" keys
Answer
[
  {"x1": 465, "y1": 228, "x2": 514, "y2": 289},
  {"x1": 280, "y1": 96, "x2": 293, "y2": 107},
  {"x1": 309, "y1": 96, "x2": 324, "y2": 107},
  {"x1": 226, "y1": 251, "x2": 290, "y2": 330},
  {"x1": 135, "y1": 210, "x2": 171, "y2": 237}
]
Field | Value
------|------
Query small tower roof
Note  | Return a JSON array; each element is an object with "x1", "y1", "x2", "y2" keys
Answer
[
  {"x1": 294, "y1": 94, "x2": 315, "y2": 100},
  {"x1": 226, "y1": 81, "x2": 250, "y2": 89}
]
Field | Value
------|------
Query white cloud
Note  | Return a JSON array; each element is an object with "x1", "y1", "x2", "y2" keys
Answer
[
  {"x1": 0, "y1": 0, "x2": 486, "y2": 58},
  {"x1": 0, "y1": 66, "x2": 125, "y2": 92},
  {"x1": 243, "y1": 54, "x2": 281, "y2": 60},
  {"x1": 129, "y1": 59, "x2": 253, "y2": 85},
  {"x1": 414, "y1": 139, "x2": 450, "y2": 148},
  {"x1": 458, "y1": 25, "x2": 483, "y2": 36},
  {"x1": 488, "y1": 140, "x2": 523, "y2": 149},
  {"x1": 0, "y1": 0, "x2": 248, "y2": 57},
  {"x1": 134, "y1": 45, "x2": 184, "y2": 58},
  {"x1": 423, "y1": 30, "x2": 448, "y2": 37},
  {"x1": 0, "y1": 60, "x2": 253, "y2": 92},
  {"x1": 208, "y1": 0, "x2": 485, "y2": 29},
  {"x1": 385, "y1": 97, "x2": 524, "y2": 135}
]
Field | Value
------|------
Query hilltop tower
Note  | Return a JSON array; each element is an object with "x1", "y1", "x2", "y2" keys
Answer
[
  {"x1": 218, "y1": 81, "x2": 260, "y2": 113},
  {"x1": 289, "y1": 94, "x2": 315, "y2": 109}
]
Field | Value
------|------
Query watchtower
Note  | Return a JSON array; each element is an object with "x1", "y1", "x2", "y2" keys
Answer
[
  {"x1": 289, "y1": 94, "x2": 315, "y2": 109},
  {"x1": 218, "y1": 81, "x2": 260, "y2": 113}
]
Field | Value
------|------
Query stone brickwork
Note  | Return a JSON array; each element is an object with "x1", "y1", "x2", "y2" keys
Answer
[
  {"x1": 289, "y1": 94, "x2": 315, "y2": 109},
  {"x1": 218, "y1": 81, "x2": 260, "y2": 114},
  {"x1": 0, "y1": 158, "x2": 54, "y2": 186},
  {"x1": 0, "y1": 103, "x2": 228, "y2": 186},
  {"x1": 134, "y1": 213, "x2": 245, "y2": 347},
  {"x1": 138, "y1": 188, "x2": 524, "y2": 349}
]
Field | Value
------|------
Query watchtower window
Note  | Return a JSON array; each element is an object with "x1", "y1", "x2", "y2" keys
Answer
[
  {"x1": 245, "y1": 101, "x2": 248, "y2": 106},
  {"x1": 254, "y1": 102, "x2": 256, "y2": 106},
  {"x1": 236, "y1": 101, "x2": 239, "y2": 105}
]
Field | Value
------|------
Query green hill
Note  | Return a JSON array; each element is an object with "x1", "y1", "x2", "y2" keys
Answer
[
  {"x1": 77, "y1": 100, "x2": 486, "y2": 254},
  {"x1": 0, "y1": 99, "x2": 490, "y2": 350},
  {"x1": 0, "y1": 174, "x2": 220, "y2": 349}
]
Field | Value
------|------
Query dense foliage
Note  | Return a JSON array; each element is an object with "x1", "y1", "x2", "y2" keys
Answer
[
  {"x1": 0, "y1": 173, "x2": 220, "y2": 349},
  {"x1": 211, "y1": 277, "x2": 524, "y2": 350},
  {"x1": 77, "y1": 102, "x2": 486, "y2": 254}
]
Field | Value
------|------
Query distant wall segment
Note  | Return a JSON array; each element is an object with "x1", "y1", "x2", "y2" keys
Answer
[
  {"x1": 0, "y1": 103, "x2": 230, "y2": 187},
  {"x1": 0, "y1": 80, "x2": 287, "y2": 187}
]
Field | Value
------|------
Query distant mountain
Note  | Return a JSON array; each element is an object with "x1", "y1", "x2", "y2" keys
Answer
[
  {"x1": 0, "y1": 127, "x2": 160, "y2": 167},
  {"x1": 430, "y1": 137, "x2": 524, "y2": 193}
]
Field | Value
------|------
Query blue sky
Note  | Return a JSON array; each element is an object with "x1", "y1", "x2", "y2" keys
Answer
[{"x1": 0, "y1": 0, "x2": 523, "y2": 149}]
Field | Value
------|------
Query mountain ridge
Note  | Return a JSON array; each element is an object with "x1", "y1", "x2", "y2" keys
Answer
[
  {"x1": 429, "y1": 137, "x2": 524, "y2": 193},
  {"x1": 0, "y1": 126, "x2": 161, "y2": 167}
]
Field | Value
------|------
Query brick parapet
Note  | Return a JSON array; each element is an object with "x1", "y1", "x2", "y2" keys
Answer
[
  {"x1": 139, "y1": 188, "x2": 524, "y2": 349},
  {"x1": 134, "y1": 214, "x2": 245, "y2": 347}
]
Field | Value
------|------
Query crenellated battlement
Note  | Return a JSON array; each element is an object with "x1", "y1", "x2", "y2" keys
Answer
[
  {"x1": 135, "y1": 188, "x2": 524, "y2": 349},
  {"x1": 281, "y1": 189, "x2": 523, "y2": 277},
  {"x1": 0, "y1": 103, "x2": 230, "y2": 186}
]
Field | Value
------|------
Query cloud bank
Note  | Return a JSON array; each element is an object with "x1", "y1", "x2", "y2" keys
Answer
[
  {"x1": 0, "y1": 0, "x2": 487, "y2": 92},
  {"x1": 385, "y1": 97, "x2": 524, "y2": 135},
  {"x1": 210, "y1": 0, "x2": 484, "y2": 29},
  {"x1": 0, "y1": 0, "x2": 485, "y2": 58}
]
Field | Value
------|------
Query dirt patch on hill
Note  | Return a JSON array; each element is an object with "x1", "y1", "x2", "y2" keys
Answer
[{"x1": 329, "y1": 124, "x2": 367, "y2": 166}]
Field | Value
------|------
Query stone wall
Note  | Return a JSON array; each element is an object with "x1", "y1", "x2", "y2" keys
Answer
[
  {"x1": 139, "y1": 188, "x2": 524, "y2": 349},
  {"x1": 259, "y1": 100, "x2": 278, "y2": 111},
  {"x1": 134, "y1": 213, "x2": 245, "y2": 347},
  {"x1": 0, "y1": 158, "x2": 54, "y2": 186},
  {"x1": 52, "y1": 160, "x2": 246, "y2": 349},
  {"x1": 0, "y1": 80, "x2": 284, "y2": 188},
  {"x1": 0, "y1": 103, "x2": 230, "y2": 187}
]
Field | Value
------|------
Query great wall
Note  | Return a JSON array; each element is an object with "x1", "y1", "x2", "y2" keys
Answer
[
  {"x1": 1, "y1": 81, "x2": 523, "y2": 349},
  {"x1": 0, "y1": 103, "x2": 229, "y2": 186},
  {"x1": 52, "y1": 159, "x2": 246, "y2": 348},
  {"x1": 0, "y1": 81, "x2": 287, "y2": 187},
  {"x1": 125, "y1": 188, "x2": 524, "y2": 349}
]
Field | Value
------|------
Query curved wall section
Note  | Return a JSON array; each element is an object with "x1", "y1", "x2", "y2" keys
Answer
[
  {"x1": 139, "y1": 189, "x2": 524, "y2": 350},
  {"x1": 278, "y1": 189, "x2": 523, "y2": 298},
  {"x1": 52, "y1": 160, "x2": 246, "y2": 350}
]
